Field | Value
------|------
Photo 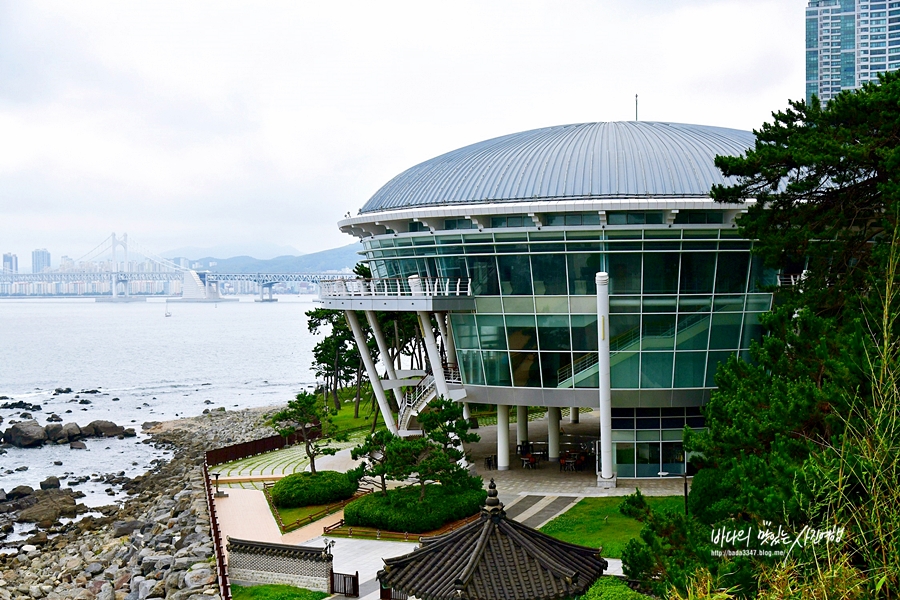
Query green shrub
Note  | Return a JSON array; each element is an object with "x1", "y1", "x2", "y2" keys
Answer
[
  {"x1": 344, "y1": 484, "x2": 486, "y2": 533},
  {"x1": 270, "y1": 471, "x2": 358, "y2": 508},
  {"x1": 231, "y1": 584, "x2": 328, "y2": 600},
  {"x1": 618, "y1": 488, "x2": 650, "y2": 521},
  {"x1": 579, "y1": 576, "x2": 650, "y2": 599}
]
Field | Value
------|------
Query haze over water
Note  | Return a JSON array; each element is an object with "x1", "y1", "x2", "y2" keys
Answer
[{"x1": 0, "y1": 296, "x2": 320, "y2": 503}]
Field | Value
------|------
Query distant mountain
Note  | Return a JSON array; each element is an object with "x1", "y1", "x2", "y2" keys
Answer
[
  {"x1": 163, "y1": 242, "x2": 303, "y2": 261},
  {"x1": 188, "y1": 243, "x2": 362, "y2": 273}
]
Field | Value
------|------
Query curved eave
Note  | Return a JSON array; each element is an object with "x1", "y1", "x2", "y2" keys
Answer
[{"x1": 339, "y1": 197, "x2": 755, "y2": 239}]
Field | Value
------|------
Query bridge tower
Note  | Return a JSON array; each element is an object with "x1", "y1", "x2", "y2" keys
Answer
[{"x1": 110, "y1": 232, "x2": 129, "y2": 297}]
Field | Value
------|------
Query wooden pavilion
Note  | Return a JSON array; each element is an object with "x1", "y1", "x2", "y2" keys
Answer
[{"x1": 377, "y1": 480, "x2": 609, "y2": 600}]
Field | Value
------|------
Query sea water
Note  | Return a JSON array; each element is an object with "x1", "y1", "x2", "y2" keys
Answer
[{"x1": 0, "y1": 296, "x2": 321, "y2": 506}]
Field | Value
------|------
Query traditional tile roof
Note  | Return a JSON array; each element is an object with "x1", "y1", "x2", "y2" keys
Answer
[
  {"x1": 377, "y1": 480, "x2": 608, "y2": 600},
  {"x1": 225, "y1": 537, "x2": 331, "y2": 561}
]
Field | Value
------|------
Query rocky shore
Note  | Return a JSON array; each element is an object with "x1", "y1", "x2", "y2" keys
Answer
[{"x1": 0, "y1": 406, "x2": 281, "y2": 600}]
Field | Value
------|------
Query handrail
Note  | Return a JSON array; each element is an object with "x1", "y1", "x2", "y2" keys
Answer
[
  {"x1": 319, "y1": 277, "x2": 472, "y2": 299},
  {"x1": 400, "y1": 375, "x2": 436, "y2": 429},
  {"x1": 202, "y1": 461, "x2": 232, "y2": 600}
]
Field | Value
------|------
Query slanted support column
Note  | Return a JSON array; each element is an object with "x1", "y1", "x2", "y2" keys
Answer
[
  {"x1": 442, "y1": 312, "x2": 457, "y2": 365},
  {"x1": 417, "y1": 311, "x2": 450, "y2": 400},
  {"x1": 570, "y1": 407, "x2": 580, "y2": 424},
  {"x1": 548, "y1": 407, "x2": 560, "y2": 462},
  {"x1": 496, "y1": 404, "x2": 510, "y2": 471},
  {"x1": 434, "y1": 311, "x2": 449, "y2": 363},
  {"x1": 596, "y1": 272, "x2": 615, "y2": 486},
  {"x1": 365, "y1": 310, "x2": 404, "y2": 407},
  {"x1": 345, "y1": 310, "x2": 398, "y2": 435},
  {"x1": 516, "y1": 405, "x2": 529, "y2": 446}
]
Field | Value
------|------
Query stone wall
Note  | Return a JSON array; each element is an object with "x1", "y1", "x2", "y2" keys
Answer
[{"x1": 226, "y1": 538, "x2": 331, "y2": 593}]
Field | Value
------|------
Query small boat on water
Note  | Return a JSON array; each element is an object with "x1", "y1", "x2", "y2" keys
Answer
[{"x1": 165, "y1": 302, "x2": 172, "y2": 317}]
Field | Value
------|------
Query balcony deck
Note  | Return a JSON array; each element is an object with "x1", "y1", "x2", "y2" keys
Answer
[{"x1": 318, "y1": 277, "x2": 475, "y2": 311}]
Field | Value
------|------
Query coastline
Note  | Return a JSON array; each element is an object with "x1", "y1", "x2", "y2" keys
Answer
[{"x1": 0, "y1": 405, "x2": 285, "y2": 600}]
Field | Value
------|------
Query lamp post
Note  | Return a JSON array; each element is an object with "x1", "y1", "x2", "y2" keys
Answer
[
  {"x1": 658, "y1": 470, "x2": 688, "y2": 515},
  {"x1": 212, "y1": 472, "x2": 228, "y2": 498}
]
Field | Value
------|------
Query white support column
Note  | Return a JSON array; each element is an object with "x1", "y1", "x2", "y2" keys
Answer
[
  {"x1": 345, "y1": 310, "x2": 398, "y2": 435},
  {"x1": 548, "y1": 407, "x2": 560, "y2": 462},
  {"x1": 463, "y1": 403, "x2": 471, "y2": 420},
  {"x1": 434, "y1": 311, "x2": 449, "y2": 363},
  {"x1": 497, "y1": 404, "x2": 510, "y2": 471},
  {"x1": 443, "y1": 313, "x2": 457, "y2": 366},
  {"x1": 417, "y1": 311, "x2": 450, "y2": 399},
  {"x1": 570, "y1": 407, "x2": 580, "y2": 424},
  {"x1": 596, "y1": 272, "x2": 615, "y2": 486},
  {"x1": 516, "y1": 405, "x2": 529, "y2": 446},
  {"x1": 365, "y1": 310, "x2": 404, "y2": 407}
]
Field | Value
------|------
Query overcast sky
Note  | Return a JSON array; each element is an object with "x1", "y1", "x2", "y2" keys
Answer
[{"x1": 0, "y1": 1, "x2": 806, "y2": 267}]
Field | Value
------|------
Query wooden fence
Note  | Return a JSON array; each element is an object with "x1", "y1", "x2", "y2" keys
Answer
[
  {"x1": 205, "y1": 426, "x2": 321, "y2": 466},
  {"x1": 322, "y1": 511, "x2": 481, "y2": 542},
  {"x1": 331, "y1": 570, "x2": 360, "y2": 597},
  {"x1": 263, "y1": 484, "x2": 374, "y2": 533}
]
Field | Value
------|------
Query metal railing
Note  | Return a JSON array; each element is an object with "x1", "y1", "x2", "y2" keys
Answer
[
  {"x1": 202, "y1": 461, "x2": 232, "y2": 600},
  {"x1": 778, "y1": 273, "x2": 803, "y2": 286},
  {"x1": 400, "y1": 375, "x2": 436, "y2": 429},
  {"x1": 319, "y1": 277, "x2": 472, "y2": 298}
]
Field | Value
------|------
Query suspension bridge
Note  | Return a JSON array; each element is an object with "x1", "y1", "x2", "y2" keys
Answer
[{"x1": 0, "y1": 233, "x2": 348, "y2": 300}]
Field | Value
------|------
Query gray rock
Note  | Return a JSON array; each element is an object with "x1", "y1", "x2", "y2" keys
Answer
[
  {"x1": 39, "y1": 476, "x2": 60, "y2": 490},
  {"x1": 86, "y1": 420, "x2": 125, "y2": 438},
  {"x1": 85, "y1": 562, "x2": 104, "y2": 575},
  {"x1": 2, "y1": 421, "x2": 48, "y2": 448},
  {"x1": 62, "y1": 422, "x2": 82, "y2": 440},
  {"x1": 44, "y1": 423, "x2": 65, "y2": 442},
  {"x1": 112, "y1": 520, "x2": 145, "y2": 538},
  {"x1": 70, "y1": 441, "x2": 87, "y2": 450},
  {"x1": 7, "y1": 485, "x2": 34, "y2": 500},
  {"x1": 182, "y1": 568, "x2": 213, "y2": 589}
]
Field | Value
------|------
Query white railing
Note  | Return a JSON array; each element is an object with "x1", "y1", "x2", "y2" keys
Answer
[
  {"x1": 400, "y1": 375, "x2": 436, "y2": 430},
  {"x1": 319, "y1": 277, "x2": 472, "y2": 299}
]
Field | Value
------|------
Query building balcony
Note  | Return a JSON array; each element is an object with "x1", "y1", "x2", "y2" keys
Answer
[{"x1": 318, "y1": 276, "x2": 475, "y2": 311}]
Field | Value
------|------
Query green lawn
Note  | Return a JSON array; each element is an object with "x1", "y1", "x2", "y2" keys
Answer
[
  {"x1": 320, "y1": 386, "x2": 394, "y2": 433},
  {"x1": 540, "y1": 495, "x2": 684, "y2": 559},
  {"x1": 231, "y1": 584, "x2": 328, "y2": 600},
  {"x1": 275, "y1": 503, "x2": 334, "y2": 528}
]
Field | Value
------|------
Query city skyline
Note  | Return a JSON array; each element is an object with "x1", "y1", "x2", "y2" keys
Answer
[{"x1": 1, "y1": 1, "x2": 806, "y2": 266}]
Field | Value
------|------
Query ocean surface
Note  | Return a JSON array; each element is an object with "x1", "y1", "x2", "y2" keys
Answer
[{"x1": 0, "y1": 296, "x2": 321, "y2": 508}]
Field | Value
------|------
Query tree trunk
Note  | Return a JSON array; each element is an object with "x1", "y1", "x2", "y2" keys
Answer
[
  {"x1": 354, "y1": 361, "x2": 362, "y2": 419},
  {"x1": 393, "y1": 319, "x2": 401, "y2": 370},
  {"x1": 332, "y1": 344, "x2": 341, "y2": 413},
  {"x1": 302, "y1": 429, "x2": 317, "y2": 474},
  {"x1": 370, "y1": 404, "x2": 379, "y2": 434}
]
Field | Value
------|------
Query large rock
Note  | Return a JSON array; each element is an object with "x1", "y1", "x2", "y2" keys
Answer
[
  {"x1": 40, "y1": 476, "x2": 60, "y2": 490},
  {"x1": 62, "y1": 422, "x2": 82, "y2": 440},
  {"x1": 111, "y1": 520, "x2": 145, "y2": 538},
  {"x1": 3, "y1": 420, "x2": 48, "y2": 448},
  {"x1": 86, "y1": 420, "x2": 125, "y2": 438},
  {"x1": 17, "y1": 490, "x2": 76, "y2": 524},
  {"x1": 7, "y1": 485, "x2": 34, "y2": 500},
  {"x1": 44, "y1": 423, "x2": 66, "y2": 442}
]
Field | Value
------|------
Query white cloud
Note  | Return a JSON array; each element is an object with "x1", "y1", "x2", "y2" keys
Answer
[{"x1": 0, "y1": 0, "x2": 807, "y2": 262}]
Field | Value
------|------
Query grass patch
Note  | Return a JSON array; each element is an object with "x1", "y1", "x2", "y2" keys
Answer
[
  {"x1": 276, "y1": 503, "x2": 332, "y2": 527},
  {"x1": 317, "y1": 386, "x2": 395, "y2": 432},
  {"x1": 579, "y1": 576, "x2": 651, "y2": 599},
  {"x1": 540, "y1": 495, "x2": 684, "y2": 559},
  {"x1": 231, "y1": 584, "x2": 328, "y2": 600}
]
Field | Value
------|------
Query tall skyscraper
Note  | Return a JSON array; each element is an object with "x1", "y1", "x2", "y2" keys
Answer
[
  {"x1": 806, "y1": 0, "x2": 900, "y2": 104},
  {"x1": 32, "y1": 248, "x2": 51, "y2": 273},
  {"x1": 2, "y1": 253, "x2": 18, "y2": 273}
]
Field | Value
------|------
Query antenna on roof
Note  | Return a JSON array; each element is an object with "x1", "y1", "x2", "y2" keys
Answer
[{"x1": 635, "y1": 94, "x2": 638, "y2": 121}]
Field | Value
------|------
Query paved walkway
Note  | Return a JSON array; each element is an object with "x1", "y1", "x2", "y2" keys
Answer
[{"x1": 214, "y1": 410, "x2": 680, "y2": 593}]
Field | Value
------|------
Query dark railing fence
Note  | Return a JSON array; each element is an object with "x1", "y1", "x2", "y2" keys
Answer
[
  {"x1": 206, "y1": 425, "x2": 321, "y2": 466},
  {"x1": 331, "y1": 570, "x2": 360, "y2": 597},
  {"x1": 202, "y1": 461, "x2": 232, "y2": 600},
  {"x1": 380, "y1": 586, "x2": 409, "y2": 600}
]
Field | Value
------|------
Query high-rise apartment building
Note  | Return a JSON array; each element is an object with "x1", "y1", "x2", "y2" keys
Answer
[
  {"x1": 32, "y1": 248, "x2": 51, "y2": 273},
  {"x1": 806, "y1": 0, "x2": 900, "y2": 103},
  {"x1": 2, "y1": 253, "x2": 18, "y2": 273}
]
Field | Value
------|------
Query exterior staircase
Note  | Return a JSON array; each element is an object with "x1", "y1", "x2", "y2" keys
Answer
[{"x1": 397, "y1": 366, "x2": 467, "y2": 433}]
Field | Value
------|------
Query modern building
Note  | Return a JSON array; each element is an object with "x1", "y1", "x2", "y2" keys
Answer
[
  {"x1": 32, "y1": 248, "x2": 51, "y2": 274},
  {"x1": 2, "y1": 253, "x2": 17, "y2": 274},
  {"x1": 806, "y1": 0, "x2": 900, "y2": 104},
  {"x1": 322, "y1": 121, "x2": 774, "y2": 481}
]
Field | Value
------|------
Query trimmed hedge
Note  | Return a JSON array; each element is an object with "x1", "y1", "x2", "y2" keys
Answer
[
  {"x1": 579, "y1": 577, "x2": 649, "y2": 599},
  {"x1": 343, "y1": 483, "x2": 487, "y2": 533},
  {"x1": 270, "y1": 471, "x2": 358, "y2": 508}
]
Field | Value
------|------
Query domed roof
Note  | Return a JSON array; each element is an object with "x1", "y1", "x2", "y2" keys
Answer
[{"x1": 360, "y1": 121, "x2": 754, "y2": 214}]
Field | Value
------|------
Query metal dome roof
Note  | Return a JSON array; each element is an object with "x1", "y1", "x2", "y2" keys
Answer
[{"x1": 360, "y1": 121, "x2": 754, "y2": 214}]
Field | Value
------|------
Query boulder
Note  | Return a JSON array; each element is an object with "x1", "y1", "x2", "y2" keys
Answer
[
  {"x1": 111, "y1": 520, "x2": 145, "y2": 538},
  {"x1": 70, "y1": 441, "x2": 87, "y2": 450},
  {"x1": 17, "y1": 490, "x2": 76, "y2": 523},
  {"x1": 0, "y1": 489, "x2": 5, "y2": 502},
  {"x1": 62, "y1": 422, "x2": 83, "y2": 440},
  {"x1": 3, "y1": 421, "x2": 48, "y2": 448},
  {"x1": 7, "y1": 485, "x2": 34, "y2": 500},
  {"x1": 44, "y1": 423, "x2": 66, "y2": 442},
  {"x1": 40, "y1": 476, "x2": 60, "y2": 490},
  {"x1": 86, "y1": 421, "x2": 125, "y2": 438}
]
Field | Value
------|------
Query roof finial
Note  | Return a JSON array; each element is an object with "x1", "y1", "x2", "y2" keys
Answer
[{"x1": 484, "y1": 478, "x2": 505, "y2": 517}]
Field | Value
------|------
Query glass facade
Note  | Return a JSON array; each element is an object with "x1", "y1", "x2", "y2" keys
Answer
[{"x1": 363, "y1": 224, "x2": 774, "y2": 400}]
